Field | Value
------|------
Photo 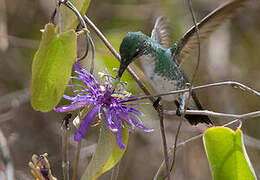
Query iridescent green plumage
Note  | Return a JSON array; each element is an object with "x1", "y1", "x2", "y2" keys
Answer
[{"x1": 117, "y1": 0, "x2": 248, "y2": 125}]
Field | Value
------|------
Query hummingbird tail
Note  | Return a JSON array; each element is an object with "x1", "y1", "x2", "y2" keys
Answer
[{"x1": 184, "y1": 112, "x2": 213, "y2": 125}]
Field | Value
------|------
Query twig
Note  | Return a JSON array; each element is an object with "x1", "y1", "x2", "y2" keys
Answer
[
  {"x1": 157, "y1": 105, "x2": 171, "y2": 180},
  {"x1": 170, "y1": 0, "x2": 201, "y2": 176},
  {"x1": 83, "y1": 16, "x2": 120, "y2": 61},
  {"x1": 56, "y1": 1, "x2": 62, "y2": 34},
  {"x1": 244, "y1": 134, "x2": 260, "y2": 150},
  {"x1": 83, "y1": 15, "x2": 155, "y2": 103},
  {"x1": 0, "y1": 89, "x2": 30, "y2": 118},
  {"x1": 175, "y1": 109, "x2": 260, "y2": 120},
  {"x1": 174, "y1": 118, "x2": 239, "y2": 149},
  {"x1": 121, "y1": 81, "x2": 260, "y2": 103},
  {"x1": 169, "y1": 120, "x2": 182, "y2": 176},
  {"x1": 3, "y1": 35, "x2": 39, "y2": 48},
  {"x1": 0, "y1": 128, "x2": 14, "y2": 180},
  {"x1": 110, "y1": 160, "x2": 121, "y2": 180},
  {"x1": 72, "y1": 141, "x2": 81, "y2": 180},
  {"x1": 60, "y1": 0, "x2": 95, "y2": 73},
  {"x1": 187, "y1": 0, "x2": 201, "y2": 85},
  {"x1": 61, "y1": 114, "x2": 71, "y2": 180}
]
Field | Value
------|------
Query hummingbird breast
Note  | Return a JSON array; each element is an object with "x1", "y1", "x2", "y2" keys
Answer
[{"x1": 139, "y1": 53, "x2": 188, "y2": 102}]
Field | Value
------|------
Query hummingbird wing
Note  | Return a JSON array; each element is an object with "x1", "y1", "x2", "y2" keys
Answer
[
  {"x1": 151, "y1": 16, "x2": 171, "y2": 48},
  {"x1": 174, "y1": 0, "x2": 248, "y2": 65}
]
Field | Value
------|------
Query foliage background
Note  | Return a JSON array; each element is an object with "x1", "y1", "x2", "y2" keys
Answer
[{"x1": 0, "y1": 0, "x2": 260, "y2": 179}]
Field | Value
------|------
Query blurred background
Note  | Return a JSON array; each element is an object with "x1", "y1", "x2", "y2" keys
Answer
[{"x1": 0, "y1": 0, "x2": 260, "y2": 179}]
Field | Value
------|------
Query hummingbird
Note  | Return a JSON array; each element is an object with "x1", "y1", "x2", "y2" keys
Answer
[{"x1": 116, "y1": 0, "x2": 248, "y2": 125}]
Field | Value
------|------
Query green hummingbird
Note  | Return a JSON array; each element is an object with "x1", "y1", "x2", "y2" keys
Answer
[{"x1": 116, "y1": 0, "x2": 248, "y2": 125}]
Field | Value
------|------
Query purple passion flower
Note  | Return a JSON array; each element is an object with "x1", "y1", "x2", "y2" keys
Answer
[{"x1": 55, "y1": 62, "x2": 152, "y2": 149}]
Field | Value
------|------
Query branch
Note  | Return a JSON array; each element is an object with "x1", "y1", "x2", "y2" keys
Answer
[
  {"x1": 0, "y1": 88, "x2": 30, "y2": 123},
  {"x1": 0, "y1": 35, "x2": 39, "y2": 49},
  {"x1": 110, "y1": 160, "x2": 120, "y2": 180},
  {"x1": 60, "y1": 0, "x2": 96, "y2": 73},
  {"x1": 83, "y1": 15, "x2": 155, "y2": 103},
  {"x1": 169, "y1": 0, "x2": 201, "y2": 176},
  {"x1": 72, "y1": 141, "x2": 81, "y2": 180},
  {"x1": 0, "y1": 88, "x2": 30, "y2": 112},
  {"x1": 61, "y1": 114, "x2": 71, "y2": 180},
  {"x1": 121, "y1": 81, "x2": 260, "y2": 103},
  {"x1": 167, "y1": 109, "x2": 260, "y2": 120},
  {"x1": 157, "y1": 105, "x2": 171, "y2": 180}
]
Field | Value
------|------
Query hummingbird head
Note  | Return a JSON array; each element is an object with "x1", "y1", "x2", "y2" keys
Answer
[{"x1": 117, "y1": 32, "x2": 149, "y2": 79}]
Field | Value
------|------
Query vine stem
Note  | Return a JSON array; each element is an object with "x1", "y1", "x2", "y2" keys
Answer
[
  {"x1": 110, "y1": 160, "x2": 121, "y2": 180},
  {"x1": 158, "y1": 105, "x2": 171, "y2": 180},
  {"x1": 83, "y1": 15, "x2": 155, "y2": 102},
  {"x1": 61, "y1": 114, "x2": 70, "y2": 180},
  {"x1": 72, "y1": 141, "x2": 81, "y2": 180},
  {"x1": 170, "y1": 0, "x2": 201, "y2": 177},
  {"x1": 120, "y1": 81, "x2": 260, "y2": 103},
  {"x1": 167, "y1": 109, "x2": 260, "y2": 120}
]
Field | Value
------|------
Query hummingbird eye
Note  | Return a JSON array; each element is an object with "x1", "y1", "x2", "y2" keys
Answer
[{"x1": 132, "y1": 48, "x2": 140, "y2": 58}]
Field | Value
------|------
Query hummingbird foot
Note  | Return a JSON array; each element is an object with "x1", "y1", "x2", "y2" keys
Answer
[
  {"x1": 174, "y1": 100, "x2": 213, "y2": 126},
  {"x1": 153, "y1": 97, "x2": 162, "y2": 109},
  {"x1": 174, "y1": 100, "x2": 183, "y2": 117}
]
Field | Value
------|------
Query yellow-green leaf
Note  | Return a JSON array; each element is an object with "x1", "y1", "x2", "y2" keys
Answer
[
  {"x1": 203, "y1": 127, "x2": 257, "y2": 180},
  {"x1": 61, "y1": 0, "x2": 91, "y2": 31},
  {"x1": 31, "y1": 23, "x2": 76, "y2": 112},
  {"x1": 81, "y1": 123, "x2": 129, "y2": 180}
]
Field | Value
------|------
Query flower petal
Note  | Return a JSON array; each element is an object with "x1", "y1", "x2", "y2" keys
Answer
[
  {"x1": 54, "y1": 102, "x2": 85, "y2": 112},
  {"x1": 74, "y1": 105, "x2": 99, "y2": 141},
  {"x1": 114, "y1": 128, "x2": 125, "y2": 149},
  {"x1": 129, "y1": 118, "x2": 153, "y2": 132},
  {"x1": 68, "y1": 84, "x2": 90, "y2": 92},
  {"x1": 62, "y1": 94, "x2": 77, "y2": 101},
  {"x1": 74, "y1": 62, "x2": 100, "y2": 89},
  {"x1": 73, "y1": 61, "x2": 82, "y2": 72},
  {"x1": 113, "y1": 116, "x2": 125, "y2": 149},
  {"x1": 102, "y1": 108, "x2": 118, "y2": 132},
  {"x1": 120, "y1": 112, "x2": 153, "y2": 132},
  {"x1": 125, "y1": 107, "x2": 143, "y2": 115}
]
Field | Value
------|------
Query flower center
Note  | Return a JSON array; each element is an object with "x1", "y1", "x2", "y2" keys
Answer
[{"x1": 102, "y1": 90, "x2": 113, "y2": 106}]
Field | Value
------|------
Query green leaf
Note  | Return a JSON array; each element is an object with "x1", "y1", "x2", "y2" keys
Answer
[
  {"x1": 61, "y1": 0, "x2": 91, "y2": 31},
  {"x1": 31, "y1": 23, "x2": 76, "y2": 112},
  {"x1": 203, "y1": 127, "x2": 257, "y2": 180},
  {"x1": 81, "y1": 123, "x2": 129, "y2": 180}
]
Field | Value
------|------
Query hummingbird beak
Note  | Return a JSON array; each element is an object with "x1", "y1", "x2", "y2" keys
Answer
[
  {"x1": 113, "y1": 61, "x2": 128, "y2": 91},
  {"x1": 116, "y1": 66, "x2": 125, "y2": 79},
  {"x1": 116, "y1": 61, "x2": 128, "y2": 80}
]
